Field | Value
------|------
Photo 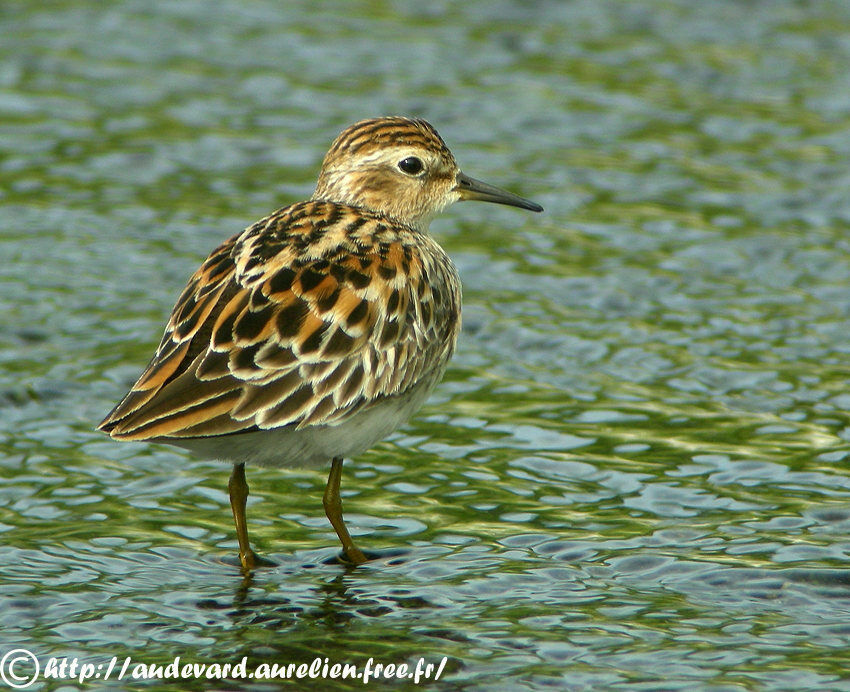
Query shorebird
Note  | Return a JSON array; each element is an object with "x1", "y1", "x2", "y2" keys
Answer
[{"x1": 98, "y1": 116, "x2": 542, "y2": 570}]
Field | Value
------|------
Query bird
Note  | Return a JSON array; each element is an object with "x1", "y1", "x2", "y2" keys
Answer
[{"x1": 97, "y1": 116, "x2": 542, "y2": 571}]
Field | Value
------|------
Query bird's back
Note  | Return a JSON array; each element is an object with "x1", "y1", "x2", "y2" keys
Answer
[{"x1": 97, "y1": 200, "x2": 461, "y2": 452}]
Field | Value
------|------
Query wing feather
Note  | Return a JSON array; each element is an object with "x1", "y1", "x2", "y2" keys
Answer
[{"x1": 97, "y1": 201, "x2": 461, "y2": 442}]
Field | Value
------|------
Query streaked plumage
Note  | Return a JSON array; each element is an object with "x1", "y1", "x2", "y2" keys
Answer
[{"x1": 98, "y1": 116, "x2": 542, "y2": 569}]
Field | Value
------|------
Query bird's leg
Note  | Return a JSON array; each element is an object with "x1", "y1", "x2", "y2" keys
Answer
[
  {"x1": 228, "y1": 462, "x2": 259, "y2": 572},
  {"x1": 323, "y1": 457, "x2": 367, "y2": 565}
]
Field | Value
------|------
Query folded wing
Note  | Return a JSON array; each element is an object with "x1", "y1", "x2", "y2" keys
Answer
[{"x1": 98, "y1": 201, "x2": 460, "y2": 441}]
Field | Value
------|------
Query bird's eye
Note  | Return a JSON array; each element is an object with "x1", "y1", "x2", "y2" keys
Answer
[{"x1": 397, "y1": 157, "x2": 424, "y2": 176}]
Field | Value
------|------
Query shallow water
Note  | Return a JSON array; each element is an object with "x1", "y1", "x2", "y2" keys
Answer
[{"x1": 3, "y1": 0, "x2": 850, "y2": 689}]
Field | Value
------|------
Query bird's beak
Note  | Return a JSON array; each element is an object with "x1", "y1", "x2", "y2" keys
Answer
[{"x1": 455, "y1": 172, "x2": 543, "y2": 212}]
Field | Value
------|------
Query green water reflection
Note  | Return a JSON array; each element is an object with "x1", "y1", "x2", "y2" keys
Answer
[{"x1": 3, "y1": 1, "x2": 850, "y2": 689}]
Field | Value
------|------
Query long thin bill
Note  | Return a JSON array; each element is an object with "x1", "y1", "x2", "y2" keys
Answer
[{"x1": 455, "y1": 172, "x2": 543, "y2": 212}]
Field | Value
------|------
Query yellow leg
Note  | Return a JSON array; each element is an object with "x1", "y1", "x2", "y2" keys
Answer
[
  {"x1": 228, "y1": 462, "x2": 258, "y2": 572},
  {"x1": 323, "y1": 457, "x2": 367, "y2": 565}
]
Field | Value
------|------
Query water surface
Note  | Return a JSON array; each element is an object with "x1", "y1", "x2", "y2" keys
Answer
[{"x1": 3, "y1": 1, "x2": 850, "y2": 689}]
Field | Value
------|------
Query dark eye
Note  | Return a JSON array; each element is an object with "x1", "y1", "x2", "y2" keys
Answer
[{"x1": 397, "y1": 157, "x2": 424, "y2": 175}]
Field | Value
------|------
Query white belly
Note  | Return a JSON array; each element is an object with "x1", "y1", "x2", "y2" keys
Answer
[{"x1": 161, "y1": 377, "x2": 437, "y2": 468}]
